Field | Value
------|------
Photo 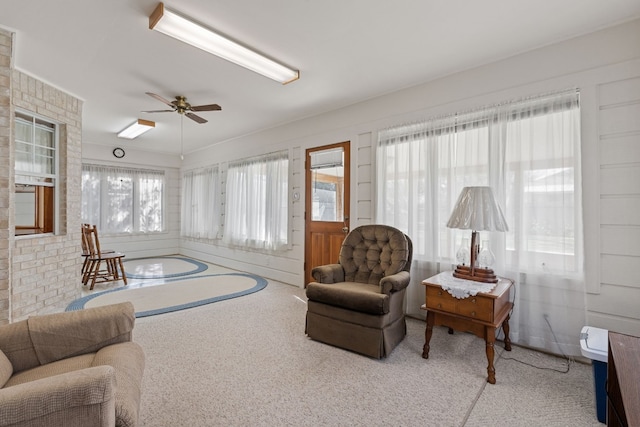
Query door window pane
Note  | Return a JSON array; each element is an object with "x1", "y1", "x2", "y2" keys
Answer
[{"x1": 310, "y1": 148, "x2": 344, "y2": 222}]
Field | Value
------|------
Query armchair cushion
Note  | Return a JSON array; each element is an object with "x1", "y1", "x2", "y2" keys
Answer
[
  {"x1": 306, "y1": 282, "x2": 389, "y2": 314},
  {"x1": 5, "y1": 354, "x2": 95, "y2": 387},
  {"x1": 340, "y1": 225, "x2": 409, "y2": 284},
  {"x1": 0, "y1": 350, "x2": 11, "y2": 388}
]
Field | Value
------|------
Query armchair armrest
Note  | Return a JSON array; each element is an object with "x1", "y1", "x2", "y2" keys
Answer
[
  {"x1": 0, "y1": 366, "x2": 116, "y2": 427},
  {"x1": 311, "y1": 264, "x2": 345, "y2": 284},
  {"x1": 27, "y1": 302, "x2": 135, "y2": 366},
  {"x1": 380, "y1": 270, "x2": 411, "y2": 295}
]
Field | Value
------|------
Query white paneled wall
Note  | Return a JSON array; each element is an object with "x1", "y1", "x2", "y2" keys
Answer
[
  {"x1": 290, "y1": 146, "x2": 304, "y2": 255},
  {"x1": 356, "y1": 132, "x2": 373, "y2": 224},
  {"x1": 586, "y1": 77, "x2": 640, "y2": 334}
]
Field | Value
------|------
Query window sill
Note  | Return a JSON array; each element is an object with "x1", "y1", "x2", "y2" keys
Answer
[{"x1": 15, "y1": 231, "x2": 55, "y2": 239}]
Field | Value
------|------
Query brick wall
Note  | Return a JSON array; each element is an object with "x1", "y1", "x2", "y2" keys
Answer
[
  {"x1": 0, "y1": 28, "x2": 83, "y2": 323},
  {"x1": 0, "y1": 29, "x2": 13, "y2": 324}
]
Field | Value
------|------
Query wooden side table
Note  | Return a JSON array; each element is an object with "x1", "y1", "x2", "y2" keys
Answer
[{"x1": 421, "y1": 272, "x2": 513, "y2": 384}]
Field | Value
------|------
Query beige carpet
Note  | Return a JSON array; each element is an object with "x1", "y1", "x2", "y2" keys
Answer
[{"x1": 133, "y1": 280, "x2": 602, "y2": 426}]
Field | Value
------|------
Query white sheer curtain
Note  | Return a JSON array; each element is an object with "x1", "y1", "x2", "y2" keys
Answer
[
  {"x1": 223, "y1": 150, "x2": 289, "y2": 250},
  {"x1": 82, "y1": 164, "x2": 165, "y2": 234},
  {"x1": 376, "y1": 90, "x2": 585, "y2": 356},
  {"x1": 137, "y1": 169, "x2": 164, "y2": 233},
  {"x1": 181, "y1": 166, "x2": 220, "y2": 239}
]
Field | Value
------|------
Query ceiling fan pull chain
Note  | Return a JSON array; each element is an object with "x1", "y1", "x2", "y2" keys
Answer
[{"x1": 180, "y1": 114, "x2": 184, "y2": 160}]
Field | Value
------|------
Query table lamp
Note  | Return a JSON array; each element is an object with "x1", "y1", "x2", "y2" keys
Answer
[{"x1": 446, "y1": 186, "x2": 508, "y2": 283}]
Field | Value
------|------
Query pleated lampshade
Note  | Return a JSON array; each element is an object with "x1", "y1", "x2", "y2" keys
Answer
[{"x1": 446, "y1": 186, "x2": 508, "y2": 232}]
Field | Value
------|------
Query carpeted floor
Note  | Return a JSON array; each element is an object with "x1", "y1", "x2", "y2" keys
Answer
[{"x1": 132, "y1": 269, "x2": 603, "y2": 427}]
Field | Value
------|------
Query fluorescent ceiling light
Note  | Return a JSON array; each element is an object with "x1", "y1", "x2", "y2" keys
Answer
[
  {"x1": 117, "y1": 119, "x2": 155, "y2": 139},
  {"x1": 149, "y1": 2, "x2": 299, "y2": 84}
]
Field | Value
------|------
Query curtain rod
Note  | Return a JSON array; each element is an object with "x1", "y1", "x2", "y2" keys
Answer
[
  {"x1": 379, "y1": 88, "x2": 579, "y2": 139},
  {"x1": 227, "y1": 148, "x2": 288, "y2": 167},
  {"x1": 82, "y1": 163, "x2": 164, "y2": 175}
]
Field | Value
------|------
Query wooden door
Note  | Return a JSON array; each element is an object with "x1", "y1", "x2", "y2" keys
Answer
[{"x1": 304, "y1": 142, "x2": 350, "y2": 286}]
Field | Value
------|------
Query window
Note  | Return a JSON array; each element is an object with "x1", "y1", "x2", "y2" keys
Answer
[
  {"x1": 14, "y1": 111, "x2": 58, "y2": 236},
  {"x1": 377, "y1": 91, "x2": 582, "y2": 274},
  {"x1": 82, "y1": 164, "x2": 165, "y2": 234},
  {"x1": 181, "y1": 166, "x2": 220, "y2": 239},
  {"x1": 223, "y1": 151, "x2": 289, "y2": 250},
  {"x1": 377, "y1": 90, "x2": 584, "y2": 355}
]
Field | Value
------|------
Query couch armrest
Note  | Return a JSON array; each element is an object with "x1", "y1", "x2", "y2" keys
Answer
[
  {"x1": 379, "y1": 270, "x2": 411, "y2": 295},
  {"x1": 311, "y1": 264, "x2": 345, "y2": 284},
  {"x1": 0, "y1": 365, "x2": 116, "y2": 427},
  {"x1": 28, "y1": 302, "x2": 135, "y2": 366}
]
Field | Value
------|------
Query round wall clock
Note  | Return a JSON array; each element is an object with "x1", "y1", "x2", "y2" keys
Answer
[{"x1": 113, "y1": 147, "x2": 125, "y2": 158}]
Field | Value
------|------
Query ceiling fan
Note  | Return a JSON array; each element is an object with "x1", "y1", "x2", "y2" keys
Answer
[{"x1": 143, "y1": 92, "x2": 222, "y2": 124}]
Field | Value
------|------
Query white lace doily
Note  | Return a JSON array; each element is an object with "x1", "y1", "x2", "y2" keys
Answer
[{"x1": 428, "y1": 271, "x2": 498, "y2": 299}]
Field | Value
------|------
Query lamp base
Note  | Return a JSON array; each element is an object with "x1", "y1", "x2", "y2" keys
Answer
[{"x1": 453, "y1": 265, "x2": 498, "y2": 283}]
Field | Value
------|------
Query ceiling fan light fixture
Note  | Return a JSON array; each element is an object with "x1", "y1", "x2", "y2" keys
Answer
[
  {"x1": 149, "y1": 2, "x2": 299, "y2": 84},
  {"x1": 117, "y1": 119, "x2": 155, "y2": 139}
]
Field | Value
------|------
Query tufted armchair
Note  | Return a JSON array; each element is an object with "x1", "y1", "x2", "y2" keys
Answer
[{"x1": 305, "y1": 224, "x2": 412, "y2": 358}]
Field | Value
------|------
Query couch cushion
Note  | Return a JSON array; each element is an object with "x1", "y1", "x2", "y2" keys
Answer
[
  {"x1": 4, "y1": 354, "x2": 95, "y2": 388},
  {"x1": 339, "y1": 225, "x2": 408, "y2": 285},
  {"x1": 0, "y1": 349, "x2": 13, "y2": 388},
  {"x1": 306, "y1": 281, "x2": 389, "y2": 314}
]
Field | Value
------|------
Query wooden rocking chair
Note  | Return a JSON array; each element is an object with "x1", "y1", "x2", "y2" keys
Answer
[
  {"x1": 80, "y1": 223, "x2": 115, "y2": 276},
  {"x1": 81, "y1": 224, "x2": 128, "y2": 290}
]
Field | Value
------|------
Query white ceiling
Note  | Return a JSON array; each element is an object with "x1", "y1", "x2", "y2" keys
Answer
[{"x1": 2, "y1": 0, "x2": 640, "y2": 156}]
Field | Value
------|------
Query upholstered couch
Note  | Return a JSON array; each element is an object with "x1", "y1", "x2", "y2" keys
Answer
[
  {"x1": 0, "y1": 302, "x2": 145, "y2": 427},
  {"x1": 306, "y1": 224, "x2": 412, "y2": 359}
]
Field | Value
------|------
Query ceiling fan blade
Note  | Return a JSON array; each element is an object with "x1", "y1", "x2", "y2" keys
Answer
[
  {"x1": 190, "y1": 103, "x2": 222, "y2": 112},
  {"x1": 146, "y1": 92, "x2": 175, "y2": 107},
  {"x1": 141, "y1": 109, "x2": 175, "y2": 113},
  {"x1": 186, "y1": 112, "x2": 207, "y2": 124}
]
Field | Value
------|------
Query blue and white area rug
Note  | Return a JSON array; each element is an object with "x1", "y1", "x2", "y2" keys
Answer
[
  {"x1": 123, "y1": 256, "x2": 209, "y2": 279},
  {"x1": 67, "y1": 273, "x2": 268, "y2": 317}
]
